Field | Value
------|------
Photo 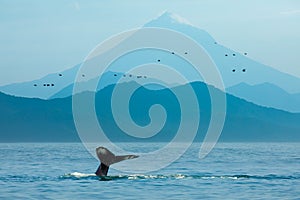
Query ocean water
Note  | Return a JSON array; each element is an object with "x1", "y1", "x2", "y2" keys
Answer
[{"x1": 0, "y1": 142, "x2": 299, "y2": 200}]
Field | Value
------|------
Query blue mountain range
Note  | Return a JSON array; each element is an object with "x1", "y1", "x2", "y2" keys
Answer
[
  {"x1": 1, "y1": 81, "x2": 300, "y2": 142},
  {"x1": 0, "y1": 12, "x2": 299, "y2": 113},
  {"x1": 0, "y1": 12, "x2": 300, "y2": 142},
  {"x1": 228, "y1": 82, "x2": 300, "y2": 113}
]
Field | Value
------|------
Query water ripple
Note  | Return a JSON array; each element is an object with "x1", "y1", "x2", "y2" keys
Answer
[{"x1": 58, "y1": 172, "x2": 300, "y2": 181}]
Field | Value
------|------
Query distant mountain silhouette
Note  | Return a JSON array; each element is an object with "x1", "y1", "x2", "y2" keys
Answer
[
  {"x1": 228, "y1": 82, "x2": 300, "y2": 113},
  {"x1": 0, "y1": 92, "x2": 78, "y2": 142},
  {"x1": 144, "y1": 12, "x2": 300, "y2": 94},
  {"x1": 0, "y1": 64, "x2": 80, "y2": 99},
  {"x1": 1, "y1": 12, "x2": 300, "y2": 113},
  {"x1": 1, "y1": 81, "x2": 300, "y2": 142}
]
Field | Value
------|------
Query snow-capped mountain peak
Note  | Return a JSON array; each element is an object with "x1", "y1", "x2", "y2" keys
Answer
[{"x1": 151, "y1": 11, "x2": 194, "y2": 26}]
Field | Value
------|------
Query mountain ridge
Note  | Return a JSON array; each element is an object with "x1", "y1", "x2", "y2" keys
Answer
[
  {"x1": 228, "y1": 82, "x2": 300, "y2": 113},
  {"x1": 1, "y1": 81, "x2": 300, "y2": 142},
  {"x1": 0, "y1": 12, "x2": 300, "y2": 113}
]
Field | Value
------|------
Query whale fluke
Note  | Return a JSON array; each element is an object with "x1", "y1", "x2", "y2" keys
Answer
[{"x1": 95, "y1": 147, "x2": 139, "y2": 176}]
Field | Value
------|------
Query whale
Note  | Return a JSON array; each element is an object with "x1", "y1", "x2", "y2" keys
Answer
[{"x1": 95, "y1": 147, "x2": 139, "y2": 176}]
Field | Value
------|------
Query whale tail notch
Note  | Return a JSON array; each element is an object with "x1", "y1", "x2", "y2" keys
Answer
[{"x1": 95, "y1": 147, "x2": 139, "y2": 176}]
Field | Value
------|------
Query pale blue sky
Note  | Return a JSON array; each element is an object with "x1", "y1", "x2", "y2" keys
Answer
[{"x1": 1, "y1": 0, "x2": 300, "y2": 86}]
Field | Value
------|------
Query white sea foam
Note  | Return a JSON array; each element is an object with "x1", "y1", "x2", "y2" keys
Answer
[{"x1": 68, "y1": 172, "x2": 96, "y2": 178}]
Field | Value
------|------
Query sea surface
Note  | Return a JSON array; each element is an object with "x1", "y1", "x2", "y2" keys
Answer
[{"x1": 0, "y1": 142, "x2": 299, "y2": 200}]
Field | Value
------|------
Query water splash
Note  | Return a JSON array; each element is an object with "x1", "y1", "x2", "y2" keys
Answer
[{"x1": 59, "y1": 172, "x2": 300, "y2": 181}]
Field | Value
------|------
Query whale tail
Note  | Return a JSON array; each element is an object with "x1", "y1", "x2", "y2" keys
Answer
[{"x1": 95, "y1": 147, "x2": 139, "y2": 176}]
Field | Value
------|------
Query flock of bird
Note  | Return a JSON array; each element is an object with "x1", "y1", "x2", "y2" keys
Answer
[{"x1": 34, "y1": 45, "x2": 248, "y2": 87}]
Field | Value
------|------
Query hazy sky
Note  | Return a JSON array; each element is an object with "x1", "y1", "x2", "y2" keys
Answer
[{"x1": 1, "y1": 0, "x2": 300, "y2": 86}]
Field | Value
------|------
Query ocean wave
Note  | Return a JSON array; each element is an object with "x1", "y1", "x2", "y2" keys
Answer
[
  {"x1": 59, "y1": 172, "x2": 300, "y2": 181},
  {"x1": 1, "y1": 173, "x2": 298, "y2": 183}
]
